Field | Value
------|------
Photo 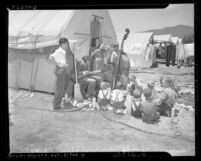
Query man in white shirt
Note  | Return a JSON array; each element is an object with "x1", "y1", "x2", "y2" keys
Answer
[{"x1": 49, "y1": 37, "x2": 74, "y2": 110}]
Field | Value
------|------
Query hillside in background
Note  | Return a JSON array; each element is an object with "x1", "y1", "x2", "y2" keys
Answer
[{"x1": 144, "y1": 25, "x2": 194, "y2": 39}]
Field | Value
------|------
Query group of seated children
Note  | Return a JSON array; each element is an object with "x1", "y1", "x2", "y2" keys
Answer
[{"x1": 97, "y1": 75, "x2": 178, "y2": 124}]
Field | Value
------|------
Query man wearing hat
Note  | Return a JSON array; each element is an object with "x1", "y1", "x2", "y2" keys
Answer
[
  {"x1": 140, "y1": 88, "x2": 160, "y2": 123},
  {"x1": 155, "y1": 77, "x2": 178, "y2": 117}
]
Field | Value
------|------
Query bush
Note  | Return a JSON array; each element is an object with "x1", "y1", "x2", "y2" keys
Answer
[{"x1": 182, "y1": 34, "x2": 194, "y2": 44}]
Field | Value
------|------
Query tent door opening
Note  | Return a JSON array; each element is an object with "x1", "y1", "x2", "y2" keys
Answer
[{"x1": 90, "y1": 15, "x2": 104, "y2": 46}]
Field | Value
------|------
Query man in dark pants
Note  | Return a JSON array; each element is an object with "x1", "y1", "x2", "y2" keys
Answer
[
  {"x1": 171, "y1": 44, "x2": 176, "y2": 66},
  {"x1": 166, "y1": 43, "x2": 176, "y2": 67},
  {"x1": 166, "y1": 43, "x2": 172, "y2": 67},
  {"x1": 49, "y1": 38, "x2": 74, "y2": 110}
]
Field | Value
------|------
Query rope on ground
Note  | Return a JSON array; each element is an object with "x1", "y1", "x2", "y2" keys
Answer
[
  {"x1": 98, "y1": 110, "x2": 194, "y2": 143},
  {"x1": 27, "y1": 106, "x2": 85, "y2": 113}
]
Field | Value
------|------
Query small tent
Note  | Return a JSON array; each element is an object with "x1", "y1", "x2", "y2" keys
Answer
[
  {"x1": 153, "y1": 34, "x2": 172, "y2": 42},
  {"x1": 184, "y1": 43, "x2": 194, "y2": 57},
  {"x1": 8, "y1": 10, "x2": 117, "y2": 93},
  {"x1": 122, "y1": 32, "x2": 154, "y2": 68}
]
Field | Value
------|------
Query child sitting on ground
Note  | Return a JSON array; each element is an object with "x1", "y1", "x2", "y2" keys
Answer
[
  {"x1": 127, "y1": 75, "x2": 143, "y2": 95},
  {"x1": 147, "y1": 81, "x2": 158, "y2": 100},
  {"x1": 111, "y1": 81, "x2": 127, "y2": 114},
  {"x1": 155, "y1": 77, "x2": 178, "y2": 117},
  {"x1": 140, "y1": 88, "x2": 160, "y2": 123},
  {"x1": 131, "y1": 89, "x2": 143, "y2": 118},
  {"x1": 98, "y1": 81, "x2": 112, "y2": 111}
]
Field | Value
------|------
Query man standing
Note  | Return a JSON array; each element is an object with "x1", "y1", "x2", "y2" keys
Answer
[{"x1": 49, "y1": 38, "x2": 74, "y2": 110}]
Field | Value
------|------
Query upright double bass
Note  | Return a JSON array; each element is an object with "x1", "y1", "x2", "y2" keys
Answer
[{"x1": 113, "y1": 28, "x2": 130, "y2": 89}]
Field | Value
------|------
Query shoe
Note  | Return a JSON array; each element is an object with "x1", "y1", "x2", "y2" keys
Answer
[{"x1": 53, "y1": 105, "x2": 62, "y2": 111}]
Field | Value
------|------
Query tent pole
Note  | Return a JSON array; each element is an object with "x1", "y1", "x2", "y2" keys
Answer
[
  {"x1": 15, "y1": 36, "x2": 19, "y2": 90},
  {"x1": 32, "y1": 36, "x2": 39, "y2": 92},
  {"x1": 29, "y1": 35, "x2": 37, "y2": 92}
]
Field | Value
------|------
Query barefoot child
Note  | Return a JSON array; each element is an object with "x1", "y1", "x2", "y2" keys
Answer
[
  {"x1": 147, "y1": 81, "x2": 158, "y2": 100},
  {"x1": 131, "y1": 89, "x2": 143, "y2": 118},
  {"x1": 141, "y1": 88, "x2": 160, "y2": 123},
  {"x1": 155, "y1": 77, "x2": 177, "y2": 117},
  {"x1": 98, "y1": 81, "x2": 112, "y2": 111},
  {"x1": 110, "y1": 82, "x2": 126, "y2": 114}
]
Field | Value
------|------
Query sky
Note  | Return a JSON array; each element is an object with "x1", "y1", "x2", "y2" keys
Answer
[{"x1": 109, "y1": 4, "x2": 194, "y2": 40}]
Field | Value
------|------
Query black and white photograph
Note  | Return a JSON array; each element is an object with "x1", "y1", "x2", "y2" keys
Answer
[{"x1": 8, "y1": 4, "x2": 195, "y2": 156}]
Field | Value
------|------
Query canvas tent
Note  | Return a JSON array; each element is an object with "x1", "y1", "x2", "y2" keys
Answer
[
  {"x1": 153, "y1": 34, "x2": 172, "y2": 42},
  {"x1": 184, "y1": 43, "x2": 194, "y2": 57},
  {"x1": 122, "y1": 32, "x2": 154, "y2": 68},
  {"x1": 8, "y1": 10, "x2": 117, "y2": 93}
]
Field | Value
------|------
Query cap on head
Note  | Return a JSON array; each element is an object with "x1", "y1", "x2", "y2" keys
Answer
[
  {"x1": 143, "y1": 88, "x2": 153, "y2": 99},
  {"x1": 116, "y1": 81, "x2": 123, "y2": 89},
  {"x1": 133, "y1": 89, "x2": 142, "y2": 99},
  {"x1": 59, "y1": 37, "x2": 69, "y2": 45}
]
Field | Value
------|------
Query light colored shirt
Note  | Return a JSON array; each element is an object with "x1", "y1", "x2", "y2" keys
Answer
[
  {"x1": 111, "y1": 89, "x2": 125, "y2": 102},
  {"x1": 50, "y1": 47, "x2": 66, "y2": 65},
  {"x1": 98, "y1": 89, "x2": 112, "y2": 100},
  {"x1": 156, "y1": 87, "x2": 177, "y2": 107}
]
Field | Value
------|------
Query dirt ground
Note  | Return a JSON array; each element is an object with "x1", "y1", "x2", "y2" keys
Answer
[{"x1": 9, "y1": 65, "x2": 195, "y2": 156}]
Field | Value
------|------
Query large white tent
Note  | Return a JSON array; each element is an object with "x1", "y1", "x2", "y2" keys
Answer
[
  {"x1": 8, "y1": 10, "x2": 118, "y2": 93},
  {"x1": 153, "y1": 34, "x2": 172, "y2": 42},
  {"x1": 122, "y1": 32, "x2": 154, "y2": 68},
  {"x1": 184, "y1": 43, "x2": 194, "y2": 57}
]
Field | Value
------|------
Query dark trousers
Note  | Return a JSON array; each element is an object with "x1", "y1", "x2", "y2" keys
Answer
[
  {"x1": 157, "y1": 102, "x2": 172, "y2": 117},
  {"x1": 166, "y1": 45, "x2": 176, "y2": 66},
  {"x1": 53, "y1": 68, "x2": 72, "y2": 110},
  {"x1": 166, "y1": 45, "x2": 171, "y2": 67}
]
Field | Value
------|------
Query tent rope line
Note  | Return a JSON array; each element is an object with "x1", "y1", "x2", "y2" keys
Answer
[
  {"x1": 28, "y1": 12, "x2": 57, "y2": 92},
  {"x1": 24, "y1": 103, "x2": 194, "y2": 143},
  {"x1": 98, "y1": 110, "x2": 194, "y2": 143}
]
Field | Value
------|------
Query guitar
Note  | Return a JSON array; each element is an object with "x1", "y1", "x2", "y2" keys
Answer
[
  {"x1": 72, "y1": 70, "x2": 105, "y2": 80},
  {"x1": 113, "y1": 28, "x2": 130, "y2": 89}
]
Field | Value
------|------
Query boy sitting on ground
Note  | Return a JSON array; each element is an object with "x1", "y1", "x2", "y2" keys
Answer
[
  {"x1": 131, "y1": 89, "x2": 143, "y2": 118},
  {"x1": 155, "y1": 77, "x2": 177, "y2": 117},
  {"x1": 147, "y1": 81, "x2": 158, "y2": 100},
  {"x1": 127, "y1": 75, "x2": 143, "y2": 95},
  {"x1": 140, "y1": 88, "x2": 160, "y2": 123},
  {"x1": 111, "y1": 81, "x2": 127, "y2": 114},
  {"x1": 98, "y1": 81, "x2": 112, "y2": 111}
]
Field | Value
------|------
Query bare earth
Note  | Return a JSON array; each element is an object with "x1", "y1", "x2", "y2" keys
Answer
[{"x1": 9, "y1": 65, "x2": 195, "y2": 156}]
